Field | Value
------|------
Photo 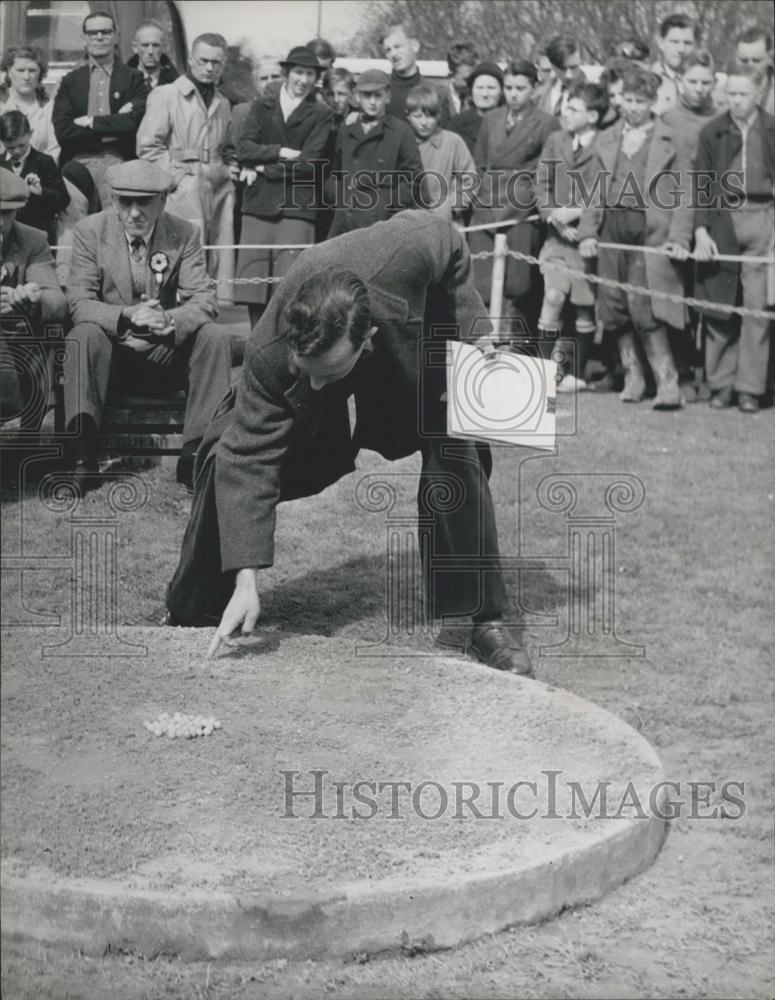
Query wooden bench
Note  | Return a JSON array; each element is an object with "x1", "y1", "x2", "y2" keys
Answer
[{"x1": 101, "y1": 391, "x2": 186, "y2": 457}]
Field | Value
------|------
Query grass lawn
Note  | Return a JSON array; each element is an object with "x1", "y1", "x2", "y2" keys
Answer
[{"x1": 1, "y1": 391, "x2": 774, "y2": 998}]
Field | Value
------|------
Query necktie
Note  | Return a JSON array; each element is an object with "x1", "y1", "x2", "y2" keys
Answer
[
  {"x1": 129, "y1": 237, "x2": 146, "y2": 299},
  {"x1": 144, "y1": 73, "x2": 154, "y2": 90}
]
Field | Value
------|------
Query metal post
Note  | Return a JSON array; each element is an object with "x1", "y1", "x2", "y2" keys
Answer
[{"x1": 489, "y1": 233, "x2": 508, "y2": 341}]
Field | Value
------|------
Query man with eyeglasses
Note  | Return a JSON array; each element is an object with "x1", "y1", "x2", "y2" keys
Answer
[
  {"x1": 52, "y1": 10, "x2": 147, "y2": 208},
  {"x1": 137, "y1": 33, "x2": 237, "y2": 302}
]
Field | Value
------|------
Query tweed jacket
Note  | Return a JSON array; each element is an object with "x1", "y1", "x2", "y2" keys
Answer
[
  {"x1": 473, "y1": 103, "x2": 561, "y2": 224},
  {"x1": 692, "y1": 109, "x2": 775, "y2": 310},
  {"x1": 577, "y1": 117, "x2": 693, "y2": 330},
  {"x1": 327, "y1": 115, "x2": 423, "y2": 236},
  {"x1": 211, "y1": 211, "x2": 490, "y2": 571},
  {"x1": 0, "y1": 221, "x2": 66, "y2": 326},
  {"x1": 238, "y1": 89, "x2": 333, "y2": 220},
  {"x1": 67, "y1": 208, "x2": 217, "y2": 343},
  {"x1": 52, "y1": 60, "x2": 147, "y2": 165}
]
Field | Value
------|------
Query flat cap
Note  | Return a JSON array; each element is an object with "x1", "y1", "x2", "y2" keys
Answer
[
  {"x1": 356, "y1": 68, "x2": 390, "y2": 92},
  {"x1": 107, "y1": 159, "x2": 173, "y2": 196},
  {"x1": 0, "y1": 167, "x2": 30, "y2": 209},
  {"x1": 280, "y1": 46, "x2": 324, "y2": 71}
]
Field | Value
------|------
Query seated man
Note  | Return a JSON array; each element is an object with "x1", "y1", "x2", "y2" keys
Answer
[
  {"x1": 63, "y1": 159, "x2": 233, "y2": 489},
  {"x1": 0, "y1": 167, "x2": 66, "y2": 430},
  {"x1": 166, "y1": 211, "x2": 533, "y2": 677}
]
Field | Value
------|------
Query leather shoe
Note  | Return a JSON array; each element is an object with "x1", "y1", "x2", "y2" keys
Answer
[
  {"x1": 709, "y1": 387, "x2": 734, "y2": 409},
  {"x1": 737, "y1": 392, "x2": 759, "y2": 414},
  {"x1": 468, "y1": 621, "x2": 533, "y2": 677}
]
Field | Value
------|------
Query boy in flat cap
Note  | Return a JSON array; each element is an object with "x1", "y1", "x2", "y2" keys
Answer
[
  {"x1": 63, "y1": 159, "x2": 233, "y2": 489},
  {"x1": 0, "y1": 166, "x2": 66, "y2": 430},
  {"x1": 328, "y1": 68, "x2": 423, "y2": 236}
]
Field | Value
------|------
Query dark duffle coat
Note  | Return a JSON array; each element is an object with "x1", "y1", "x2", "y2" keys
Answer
[
  {"x1": 165, "y1": 211, "x2": 490, "y2": 621},
  {"x1": 327, "y1": 114, "x2": 423, "y2": 237},
  {"x1": 577, "y1": 117, "x2": 694, "y2": 331},
  {"x1": 692, "y1": 108, "x2": 775, "y2": 315},
  {"x1": 238, "y1": 90, "x2": 333, "y2": 221}
]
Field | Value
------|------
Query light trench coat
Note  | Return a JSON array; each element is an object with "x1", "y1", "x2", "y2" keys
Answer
[{"x1": 137, "y1": 75, "x2": 235, "y2": 301}]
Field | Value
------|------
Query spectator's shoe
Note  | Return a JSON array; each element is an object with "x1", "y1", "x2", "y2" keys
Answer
[
  {"x1": 680, "y1": 382, "x2": 700, "y2": 404},
  {"x1": 176, "y1": 439, "x2": 201, "y2": 492},
  {"x1": 617, "y1": 332, "x2": 646, "y2": 402},
  {"x1": 557, "y1": 373, "x2": 587, "y2": 393},
  {"x1": 468, "y1": 621, "x2": 533, "y2": 677},
  {"x1": 643, "y1": 329, "x2": 682, "y2": 410},
  {"x1": 737, "y1": 392, "x2": 759, "y2": 414},
  {"x1": 709, "y1": 387, "x2": 734, "y2": 409}
]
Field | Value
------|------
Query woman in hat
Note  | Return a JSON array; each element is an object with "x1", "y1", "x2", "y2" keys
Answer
[
  {"x1": 236, "y1": 46, "x2": 334, "y2": 326},
  {"x1": 447, "y1": 62, "x2": 505, "y2": 156}
]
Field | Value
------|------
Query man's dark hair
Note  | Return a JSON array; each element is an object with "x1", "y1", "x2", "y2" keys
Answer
[
  {"x1": 735, "y1": 26, "x2": 773, "y2": 51},
  {"x1": 0, "y1": 109, "x2": 32, "y2": 143},
  {"x1": 306, "y1": 37, "x2": 336, "y2": 63},
  {"x1": 658, "y1": 13, "x2": 698, "y2": 40},
  {"x1": 83, "y1": 10, "x2": 116, "y2": 33},
  {"x1": 286, "y1": 271, "x2": 371, "y2": 357},
  {"x1": 615, "y1": 37, "x2": 651, "y2": 62},
  {"x1": 567, "y1": 81, "x2": 608, "y2": 122},
  {"x1": 447, "y1": 42, "x2": 479, "y2": 72},
  {"x1": 620, "y1": 64, "x2": 661, "y2": 100},
  {"x1": 545, "y1": 36, "x2": 579, "y2": 71},
  {"x1": 680, "y1": 49, "x2": 715, "y2": 75},
  {"x1": 601, "y1": 57, "x2": 628, "y2": 88},
  {"x1": 505, "y1": 60, "x2": 539, "y2": 85}
]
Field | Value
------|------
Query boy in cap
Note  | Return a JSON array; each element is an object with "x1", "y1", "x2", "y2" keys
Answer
[
  {"x1": 63, "y1": 159, "x2": 233, "y2": 489},
  {"x1": 0, "y1": 166, "x2": 66, "y2": 429},
  {"x1": 328, "y1": 68, "x2": 423, "y2": 236}
]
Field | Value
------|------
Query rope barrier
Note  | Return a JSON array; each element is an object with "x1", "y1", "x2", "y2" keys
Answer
[
  {"x1": 483, "y1": 247, "x2": 774, "y2": 321},
  {"x1": 595, "y1": 240, "x2": 775, "y2": 266},
  {"x1": 51, "y1": 227, "x2": 775, "y2": 317}
]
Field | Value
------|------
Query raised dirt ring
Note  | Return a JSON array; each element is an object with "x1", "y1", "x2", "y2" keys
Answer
[{"x1": 1, "y1": 626, "x2": 666, "y2": 961}]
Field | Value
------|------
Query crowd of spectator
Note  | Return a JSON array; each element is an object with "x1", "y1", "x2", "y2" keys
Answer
[{"x1": 0, "y1": 9, "x2": 773, "y2": 489}]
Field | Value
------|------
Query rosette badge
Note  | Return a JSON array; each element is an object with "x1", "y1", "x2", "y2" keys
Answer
[{"x1": 149, "y1": 251, "x2": 170, "y2": 287}]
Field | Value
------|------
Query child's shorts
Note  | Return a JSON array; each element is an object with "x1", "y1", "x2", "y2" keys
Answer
[{"x1": 539, "y1": 235, "x2": 595, "y2": 307}]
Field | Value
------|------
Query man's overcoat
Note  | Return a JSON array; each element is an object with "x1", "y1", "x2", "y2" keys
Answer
[{"x1": 209, "y1": 211, "x2": 489, "y2": 572}]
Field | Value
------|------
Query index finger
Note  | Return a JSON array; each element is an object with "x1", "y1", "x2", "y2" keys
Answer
[{"x1": 207, "y1": 628, "x2": 227, "y2": 659}]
